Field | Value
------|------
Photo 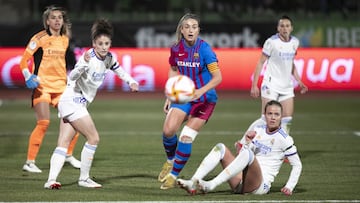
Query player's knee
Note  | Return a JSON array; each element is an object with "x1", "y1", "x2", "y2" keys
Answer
[
  {"x1": 179, "y1": 126, "x2": 198, "y2": 143},
  {"x1": 281, "y1": 116, "x2": 292, "y2": 134},
  {"x1": 87, "y1": 134, "x2": 100, "y2": 145},
  {"x1": 163, "y1": 129, "x2": 176, "y2": 137},
  {"x1": 163, "y1": 125, "x2": 177, "y2": 137},
  {"x1": 282, "y1": 116, "x2": 292, "y2": 123}
]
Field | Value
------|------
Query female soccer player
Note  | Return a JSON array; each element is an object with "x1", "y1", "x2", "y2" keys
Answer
[
  {"x1": 248, "y1": 15, "x2": 308, "y2": 134},
  {"x1": 44, "y1": 18, "x2": 139, "y2": 189},
  {"x1": 159, "y1": 13, "x2": 222, "y2": 190},
  {"x1": 20, "y1": 5, "x2": 80, "y2": 173},
  {"x1": 177, "y1": 100, "x2": 302, "y2": 196}
]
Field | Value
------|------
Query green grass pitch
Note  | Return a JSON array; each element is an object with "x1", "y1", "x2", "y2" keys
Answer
[{"x1": 0, "y1": 90, "x2": 359, "y2": 202}]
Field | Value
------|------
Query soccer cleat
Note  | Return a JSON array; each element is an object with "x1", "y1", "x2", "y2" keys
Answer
[
  {"x1": 177, "y1": 179, "x2": 197, "y2": 195},
  {"x1": 197, "y1": 179, "x2": 214, "y2": 194},
  {"x1": 65, "y1": 156, "x2": 81, "y2": 169},
  {"x1": 44, "y1": 180, "x2": 61, "y2": 189},
  {"x1": 22, "y1": 161, "x2": 42, "y2": 173},
  {"x1": 158, "y1": 161, "x2": 173, "y2": 182},
  {"x1": 160, "y1": 174, "x2": 176, "y2": 190},
  {"x1": 78, "y1": 178, "x2": 102, "y2": 188}
]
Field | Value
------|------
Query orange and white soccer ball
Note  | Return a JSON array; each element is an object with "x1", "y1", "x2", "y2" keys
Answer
[{"x1": 165, "y1": 75, "x2": 195, "y2": 104}]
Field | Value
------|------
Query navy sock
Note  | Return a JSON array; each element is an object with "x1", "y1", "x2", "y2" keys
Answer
[{"x1": 162, "y1": 134, "x2": 177, "y2": 160}]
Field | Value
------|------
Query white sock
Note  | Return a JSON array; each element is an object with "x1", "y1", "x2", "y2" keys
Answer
[
  {"x1": 47, "y1": 147, "x2": 67, "y2": 182},
  {"x1": 211, "y1": 147, "x2": 254, "y2": 189},
  {"x1": 192, "y1": 143, "x2": 225, "y2": 181},
  {"x1": 79, "y1": 142, "x2": 97, "y2": 180},
  {"x1": 281, "y1": 116, "x2": 292, "y2": 134}
]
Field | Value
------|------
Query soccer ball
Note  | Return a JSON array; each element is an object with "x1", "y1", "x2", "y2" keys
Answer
[{"x1": 165, "y1": 75, "x2": 195, "y2": 104}]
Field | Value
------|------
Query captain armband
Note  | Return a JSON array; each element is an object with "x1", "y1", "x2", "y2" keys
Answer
[{"x1": 208, "y1": 62, "x2": 220, "y2": 73}]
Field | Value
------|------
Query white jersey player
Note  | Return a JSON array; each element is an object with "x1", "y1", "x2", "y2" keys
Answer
[
  {"x1": 58, "y1": 49, "x2": 137, "y2": 120},
  {"x1": 44, "y1": 18, "x2": 139, "y2": 190},
  {"x1": 262, "y1": 33, "x2": 299, "y2": 94},
  {"x1": 177, "y1": 100, "x2": 302, "y2": 196},
  {"x1": 249, "y1": 15, "x2": 308, "y2": 135},
  {"x1": 238, "y1": 124, "x2": 301, "y2": 193}
]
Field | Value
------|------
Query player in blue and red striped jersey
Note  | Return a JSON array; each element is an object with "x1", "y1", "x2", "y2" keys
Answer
[{"x1": 159, "y1": 13, "x2": 222, "y2": 190}]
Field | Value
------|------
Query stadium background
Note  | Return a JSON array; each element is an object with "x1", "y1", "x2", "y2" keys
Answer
[
  {"x1": 0, "y1": 1, "x2": 359, "y2": 201},
  {"x1": 0, "y1": 0, "x2": 359, "y2": 48},
  {"x1": 0, "y1": 0, "x2": 359, "y2": 93}
]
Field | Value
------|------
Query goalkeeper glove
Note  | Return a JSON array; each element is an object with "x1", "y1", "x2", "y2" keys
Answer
[
  {"x1": 22, "y1": 69, "x2": 39, "y2": 89},
  {"x1": 25, "y1": 74, "x2": 39, "y2": 89}
]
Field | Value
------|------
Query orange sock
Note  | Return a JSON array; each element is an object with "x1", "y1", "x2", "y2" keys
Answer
[
  {"x1": 67, "y1": 132, "x2": 79, "y2": 156},
  {"x1": 26, "y1": 119, "x2": 50, "y2": 161}
]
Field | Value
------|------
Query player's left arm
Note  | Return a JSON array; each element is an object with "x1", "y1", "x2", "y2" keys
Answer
[
  {"x1": 193, "y1": 62, "x2": 222, "y2": 100},
  {"x1": 292, "y1": 63, "x2": 308, "y2": 94},
  {"x1": 111, "y1": 61, "x2": 138, "y2": 92},
  {"x1": 282, "y1": 144, "x2": 302, "y2": 195}
]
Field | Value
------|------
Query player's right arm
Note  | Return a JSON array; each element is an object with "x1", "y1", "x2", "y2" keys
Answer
[
  {"x1": 19, "y1": 37, "x2": 40, "y2": 89},
  {"x1": 163, "y1": 66, "x2": 179, "y2": 113},
  {"x1": 250, "y1": 53, "x2": 268, "y2": 98},
  {"x1": 69, "y1": 54, "x2": 88, "y2": 81},
  {"x1": 235, "y1": 130, "x2": 256, "y2": 154}
]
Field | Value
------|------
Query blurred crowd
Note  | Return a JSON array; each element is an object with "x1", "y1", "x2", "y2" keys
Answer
[
  {"x1": 35, "y1": 0, "x2": 360, "y2": 19},
  {"x1": 0, "y1": 0, "x2": 359, "y2": 24}
]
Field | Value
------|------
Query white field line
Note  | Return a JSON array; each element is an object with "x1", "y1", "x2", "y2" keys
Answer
[
  {"x1": 0, "y1": 130, "x2": 359, "y2": 137},
  {"x1": 2, "y1": 200, "x2": 360, "y2": 203}
]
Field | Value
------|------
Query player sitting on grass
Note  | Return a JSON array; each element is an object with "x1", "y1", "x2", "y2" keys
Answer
[{"x1": 177, "y1": 100, "x2": 302, "y2": 196}]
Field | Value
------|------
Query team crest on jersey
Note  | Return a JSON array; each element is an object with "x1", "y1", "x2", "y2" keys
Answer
[
  {"x1": 194, "y1": 53, "x2": 199, "y2": 59},
  {"x1": 29, "y1": 41, "x2": 37, "y2": 50},
  {"x1": 271, "y1": 138, "x2": 275, "y2": 145}
]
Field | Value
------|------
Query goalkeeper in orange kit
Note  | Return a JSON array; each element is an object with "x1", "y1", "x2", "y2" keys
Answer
[{"x1": 19, "y1": 5, "x2": 80, "y2": 173}]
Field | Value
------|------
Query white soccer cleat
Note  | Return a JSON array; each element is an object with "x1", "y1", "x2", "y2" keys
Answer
[
  {"x1": 197, "y1": 179, "x2": 215, "y2": 193},
  {"x1": 78, "y1": 178, "x2": 102, "y2": 188},
  {"x1": 22, "y1": 161, "x2": 42, "y2": 173},
  {"x1": 177, "y1": 179, "x2": 197, "y2": 195},
  {"x1": 65, "y1": 156, "x2": 81, "y2": 169},
  {"x1": 44, "y1": 180, "x2": 61, "y2": 189}
]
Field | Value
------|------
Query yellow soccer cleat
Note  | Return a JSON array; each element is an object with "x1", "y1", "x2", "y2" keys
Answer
[
  {"x1": 160, "y1": 174, "x2": 176, "y2": 190},
  {"x1": 158, "y1": 161, "x2": 173, "y2": 182}
]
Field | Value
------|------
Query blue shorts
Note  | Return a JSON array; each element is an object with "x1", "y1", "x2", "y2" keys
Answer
[{"x1": 170, "y1": 102, "x2": 216, "y2": 121}]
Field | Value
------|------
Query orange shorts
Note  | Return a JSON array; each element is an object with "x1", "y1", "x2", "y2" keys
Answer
[{"x1": 32, "y1": 88, "x2": 63, "y2": 108}]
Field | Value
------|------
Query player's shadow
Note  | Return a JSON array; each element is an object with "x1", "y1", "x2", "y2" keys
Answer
[
  {"x1": 270, "y1": 185, "x2": 307, "y2": 194},
  {"x1": 61, "y1": 173, "x2": 156, "y2": 187},
  {"x1": 297, "y1": 150, "x2": 324, "y2": 159}
]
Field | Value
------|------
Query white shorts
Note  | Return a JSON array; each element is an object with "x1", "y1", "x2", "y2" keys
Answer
[
  {"x1": 251, "y1": 180, "x2": 270, "y2": 195},
  {"x1": 260, "y1": 84, "x2": 294, "y2": 102},
  {"x1": 58, "y1": 90, "x2": 89, "y2": 122}
]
